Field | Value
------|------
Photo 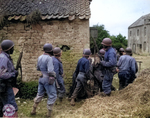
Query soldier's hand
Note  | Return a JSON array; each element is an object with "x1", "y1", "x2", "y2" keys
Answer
[
  {"x1": 87, "y1": 80, "x2": 91, "y2": 85},
  {"x1": 15, "y1": 70, "x2": 18, "y2": 77},
  {"x1": 62, "y1": 74, "x2": 65, "y2": 78},
  {"x1": 116, "y1": 68, "x2": 119, "y2": 73}
]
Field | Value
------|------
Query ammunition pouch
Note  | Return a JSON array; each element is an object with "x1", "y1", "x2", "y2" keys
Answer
[
  {"x1": 42, "y1": 72, "x2": 56, "y2": 85},
  {"x1": 0, "y1": 79, "x2": 7, "y2": 93},
  {"x1": 48, "y1": 77, "x2": 55, "y2": 85}
]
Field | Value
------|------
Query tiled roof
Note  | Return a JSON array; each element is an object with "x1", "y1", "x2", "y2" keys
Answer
[
  {"x1": 129, "y1": 13, "x2": 150, "y2": 28},
  {"x1": 0, "y1": 0, "x2": 92, "y2": 21}
]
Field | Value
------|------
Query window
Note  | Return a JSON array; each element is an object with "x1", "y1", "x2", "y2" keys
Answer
[
  {"x1": 144, "y1": 42, "x2": 146, "y2": 51},
  {"x1": 137, "y1": 29, "x2": 139, "y2": 36},
  {"x1": 144, "y1": 27, "x2": 146, "y2": 36},
  {"x1": 130, "y1": 31, "x2": 132, "y2": 36}
]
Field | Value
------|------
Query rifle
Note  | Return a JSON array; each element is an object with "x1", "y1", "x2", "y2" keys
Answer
[
  {"x1": 91, "y1": 37, "x2": 103, "y2": 61},
  {"x1": 16, "y1": 45, "x2": 24, "y2": 81}
]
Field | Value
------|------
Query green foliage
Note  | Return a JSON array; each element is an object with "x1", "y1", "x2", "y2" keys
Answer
[
  {"x1": 90, "y1": 24, "x2": 110, "y2": 53},
  {"x1": 17, "y1": 81, "x2": 38, "y2": 99},
  {"x1": 110, "y1": 34, "x2": 128, "y2": 51},
  {"x1": 90, "y1": 24, "x2": 128, "y2": 53}
]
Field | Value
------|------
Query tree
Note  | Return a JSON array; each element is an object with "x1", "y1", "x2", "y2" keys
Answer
[
  {"x1": 90, "y1": 24, "x2": 128, "y2": 53},
  {"x1": 90, "y1": 24, "x2": 110, "y2": 54},
  {"x1": 110, "y1": 34, "x2": 128, "y2": 51}
]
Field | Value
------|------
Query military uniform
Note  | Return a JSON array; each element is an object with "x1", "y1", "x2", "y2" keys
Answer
[
  {"x1": 100, "y1": 47, "x2": 117, "y2": 95},
  {"x1": 35, "y1": 54, "x2": 57, "y2": 107},
  {"x1": 117, "y1": 55, "x2": 136, "y2": 90},
  {"x1": 71, "y1": 57, "x2": 92, "y2": 99},
  {"x1": 53, "y1": 56, "x2": 66, "y2": 100},
  {"x1": 0, "y1": 52, "x2": 18, "y2": 113}
]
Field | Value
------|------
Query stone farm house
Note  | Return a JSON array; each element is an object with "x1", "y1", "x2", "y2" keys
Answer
[
  {"x1": 0, "y1": 0, "x2": 92, "y2": 87},
  {"x1": 128, "y1": 13, "x2": 150, "y2": 54}
]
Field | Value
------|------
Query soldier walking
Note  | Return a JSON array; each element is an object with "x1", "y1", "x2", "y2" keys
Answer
[
  {"x1": 31, "y1": 43, "x2": 57, "y2": 117},
  {"x1": 52, "y1": 47, "x2": 66, "y2": 102},
  {"x1": 0, "y1": 39, "x2": 18, "y2": 117},
  {"x1": 99, "y1": 38, "x2": 117, "y2": 96}
]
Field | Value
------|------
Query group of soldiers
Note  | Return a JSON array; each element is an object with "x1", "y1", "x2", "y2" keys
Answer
[
  {"x1": 0, "y1": 38, "x2": 137, "y2": 117},
  {"x1": 68, "y1": 38, "x2": 138, "y2": 105}
]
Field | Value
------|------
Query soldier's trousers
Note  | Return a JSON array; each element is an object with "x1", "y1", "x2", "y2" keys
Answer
[
  {"x1": 0, "y1": 85, "x2": 18, "y2": 111},
  {"x1": 34, "y1": 77, "x2": 57, "y2": 110},
  {"x1": 57, "y1": 75, "x2": 66, "y2": 99},
  {"x1": 71, "y1": 72, "x2": 92, "y2": 99},
  {"x1": 118, "y1": 71, "x2": 131, "y2": 90},
  {"x1": 102, "y1": 70, "x2": 113, "y2": 95}
]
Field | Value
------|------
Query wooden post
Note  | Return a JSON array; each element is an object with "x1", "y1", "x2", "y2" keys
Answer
[{"x1": 137, "y1": 61, "x2": 142, "y2": 73}]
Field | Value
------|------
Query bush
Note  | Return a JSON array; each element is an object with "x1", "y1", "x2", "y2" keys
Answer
[{"x1": 17, "y1": 81, "x2": 38, "y2": 99}]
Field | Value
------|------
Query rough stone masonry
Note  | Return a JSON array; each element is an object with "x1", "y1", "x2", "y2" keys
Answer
[{"x1": 0, "y1": 19, "x2": 90, "y2": 86}]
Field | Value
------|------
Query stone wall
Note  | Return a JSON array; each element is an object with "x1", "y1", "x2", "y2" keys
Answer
[{"x1": 0, "y1": 19, "x2": 90, "y2": 85}]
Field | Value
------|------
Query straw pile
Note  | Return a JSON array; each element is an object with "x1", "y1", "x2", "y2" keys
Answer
[{"x1": 56, "y1": 68, "x2": 150, "y2": 118}]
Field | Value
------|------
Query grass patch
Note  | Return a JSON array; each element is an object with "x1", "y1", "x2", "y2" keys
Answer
[{"x1": 14, "y1": 54, "x2": 150, "y2": 117}]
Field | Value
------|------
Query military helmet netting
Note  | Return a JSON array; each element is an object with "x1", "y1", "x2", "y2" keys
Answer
[
  {"x1": 119, "y1": 48, "x2": 125, "y2": 52},
  {"x1": 83, "y1": 49, "x2": 91, "y2": 56},
  {"x1": 101, "y1": 38, "x2": 112, "y2": 46},
  {"x1": 1, "y1": 39, "x2": 14, "y2": 51},
  {"x1": 125, "y1": 47, "x2": 132, "y2": 54},
  {"x1": 43, "y1": 43, "x2": 53, "y2": 52},
  {"x1": 99, "y1": 49, "x2": 105, "y2": 55},
  {"x1": 53, "y1": 47, "x2": 61, "y2": 55}
]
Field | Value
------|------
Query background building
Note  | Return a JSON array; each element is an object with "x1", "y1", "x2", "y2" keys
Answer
[{"x1": 128, "y1": 13, "x2": 150, "y2": 54}]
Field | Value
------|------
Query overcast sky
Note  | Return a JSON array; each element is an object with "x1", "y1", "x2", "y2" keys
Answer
[{"x1": 90, "y1": 0, "x2": 150, "y2": 39}]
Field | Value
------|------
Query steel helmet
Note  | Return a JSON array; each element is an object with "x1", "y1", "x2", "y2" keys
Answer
[
  {"x1": 43, "y1": 43, "x2": 53, "y2": 52},
  {"x1": 1, "y1": 40, "x2": 14, "y2": 51},
  {"x1": 53, "y1": 47, "x2": 61, "y2": 55},
  {"x1": 99, "y1": 49, "x2": 105, "y2": 55},
  {"x1": 119, "y1": 48, "x2": 125, "y2": 52},
  {"x1": 125, "y1": 47, "x2": 132, "y2": 54},
  {"x1": 101, "y1": 38, "x2": 112, "y2": 46},
  {"x1": 83, "y1": 49, "x2": 91, "y2": 56}
]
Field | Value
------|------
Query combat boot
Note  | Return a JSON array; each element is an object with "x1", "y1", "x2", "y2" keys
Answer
[
  {"x1": 70, "y1": 98, "x2": 75, "y2": 106},
  {"x1": 31, "y1": 103, "x2": 38, "y2": 115},
  {"x1": 99, "y1": 92, "x2": 111, "y2": 97},
  {"x1": 59, "y1": 98, "x2": 63, "y2": 103},
  {"x1": 47, "y1": 110, "x2": 52, "y2": 117}
]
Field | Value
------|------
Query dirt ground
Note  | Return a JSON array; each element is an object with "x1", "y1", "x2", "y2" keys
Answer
[{"x1": 16, "y1": 54, "x2": 150, "y2": 118}]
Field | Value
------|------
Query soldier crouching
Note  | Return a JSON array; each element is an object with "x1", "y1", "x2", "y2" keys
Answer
[{"x1": 70, "y1": 49, "x2": 93, "y2": 106}]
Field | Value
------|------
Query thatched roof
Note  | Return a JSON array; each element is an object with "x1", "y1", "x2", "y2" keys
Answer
[
  {"x1": 129, "y1": 13, "x2": 150, "y2": 28},
  {"x1": 0, "y1": 0, "x2": 92, "y2": 21}
]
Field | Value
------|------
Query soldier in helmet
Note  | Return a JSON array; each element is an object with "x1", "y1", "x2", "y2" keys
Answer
[
  {"x1": 0, "y1": 39, "x2": 18, "y2": 117},
  {"x1": 31, "y1": 43, "x2": 57, "y2": 117},
  {"x1": 70, "y1": 49, "x2": 93, "y2": 106},
  {"x1": 117, "y1": 48, "x2": 125, "y2": 61},
  {"x1": 99, "y1": 48, "x2": 105, "y2": 60},
  {"x1": 91, "y1": 49, "x2": 105, "y2": 93},
  {"x1": 99, "y1": 38, "x2": 117, "y2": 96},
  {"x1": 117, "y1": 47, "x2": 137, "y2": 90},
  {"x1": 52, "y1": 47, "x2": 66, "y2": 102}
]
